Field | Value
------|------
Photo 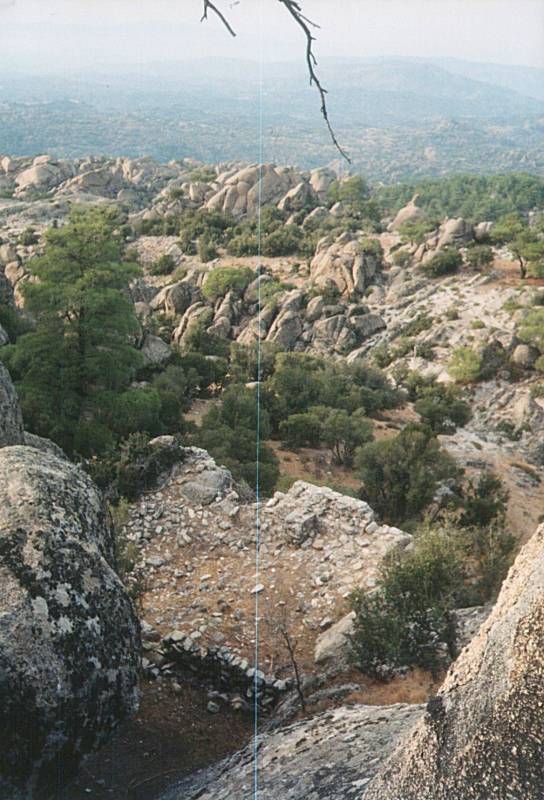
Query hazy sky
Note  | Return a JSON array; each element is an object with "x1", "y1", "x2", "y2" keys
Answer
[{"x1": 0, "y1": 0, "x2": 543, "y2": 71}]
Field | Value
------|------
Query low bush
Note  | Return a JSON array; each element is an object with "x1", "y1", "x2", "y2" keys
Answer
[
  {"x1": 420, "y1": 248, "x2": 463, "y2": 277},
  {"x1": 149, "y1": 254, "x2": 176, "y2": 276},
  {"x1": 465, "y1": 244, "x2": 494, "y2": 271},
  {"x1": 356, "y1": 424, "x2": 461, "y2": 524},
  {"x1": 448, "y1": 347, "x2": 483, "y2": 383},
  {"x1": 202, "y1": 266, "x2": 254, "y2": 301},
  {"x1": 349, "y1": 525, "x2": 462, "y2": 678}
]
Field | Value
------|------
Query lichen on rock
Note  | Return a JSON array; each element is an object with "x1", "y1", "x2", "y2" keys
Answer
[{"x1": 0, "y1": 446, "x2": 141, "y2": 799}]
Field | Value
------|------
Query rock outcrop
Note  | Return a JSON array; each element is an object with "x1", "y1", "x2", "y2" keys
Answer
[
  {"x1": 365, "y1": 523, "x2": 544, "y2": 800},
  {"x1": 159, "y1": 703, "x2": 423, "y2": 800},
  {"x1": 388, "y1": 194, "x2": 427, "y2": 231},
  {"x1": 311, "y1": 233, "x2": 381, "y2": 296},
  {"x1": 206, "y1": 164, "x2": 303, "y2": 218},
  {"x1": 0, "y1": 361, "x2": 24, "y2": 447},
  {"x1": 0, "y1": 446, "x2": 140, "y2": 799}
]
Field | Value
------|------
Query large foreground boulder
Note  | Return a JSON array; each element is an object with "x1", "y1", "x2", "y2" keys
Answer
[
  {"x1": 0, "y1": 362, "x2": 24, "y2": 447},
  {"x1": 365, "y1": 523, "x2": 544, "y2": 800},
  {"x1": 159, "y1": 703, "x2": 423, "y2": 800},
  {"x1": 0, "y1": 446, "x2": 140, "y2": 799}
]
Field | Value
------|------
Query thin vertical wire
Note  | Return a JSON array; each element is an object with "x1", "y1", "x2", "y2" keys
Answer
[{"x1": 253, "y1": 1, "x2": 264, "y2": 798}]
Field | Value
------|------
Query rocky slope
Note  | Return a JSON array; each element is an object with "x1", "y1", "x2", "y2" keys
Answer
[
  {"x1": 2, "y1": 155, "x2": 544, "y2": 797},
  {"x1": 154, "y1": 517, "x2": 544, "y2": 800},
  {"x1": 126, "y1": 449, "x2": 411, "y2": 689},
  {"x1": 159, "y1": 703, "x2": 423, "y2": 800}
]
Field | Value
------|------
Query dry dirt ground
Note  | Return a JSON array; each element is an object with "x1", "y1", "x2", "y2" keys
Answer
[{"x1": 58, "y1": 680, "x2": 252, "y2": 800}]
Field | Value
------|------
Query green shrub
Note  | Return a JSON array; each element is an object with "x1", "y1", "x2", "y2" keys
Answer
[
  {"x1": 202, "y1": 266, "x2": 254, "y2": 301},
  {"x1": 461, "y1": 523, "x2": 516, "y2": 604},
  {"x1": 194, "y1": 384, "x2": 279, "y2": 496},
  {"x1": 87, "y1": 432, "x2": 185, "y2": 500},
  {"x1": 349, "y1": 525, "x2": 462, "y2": 678},
  {"x1": 149, "y1": 254, "x2": 176, "y2": 276},
  {"x1": 197, "y1": 235, "x2": 218, "y2": 263},
  {"x1": 178, "y1": 209, "x2": 233, "y2": 255},
  {"x1": 356, "y1": 424, "x2": 461, "y2": 524},
  {"x1": 226, "y1": 232, "x2": 259, "y2": 257},
  {"x1": 398, "y1": 219, "x2": 437, "y2": 246},
  {"x1": 321, "y1": 407, "x2": 373, "y2": 467},
  {"x1": 229, "y1": 342, "x2": 281, "y2": 383},
  {"x1": 496, "y1": 419, "x2": 522, "y2": 441},
  {"x1": 309, "y1": 282, "x2": 341, "y2": 305},
  {"x1": 401, "y1": 313, "x2": 434, "y2": 337},
  {"x1": 280, "y1": 412, "x2": 323, "y2": 450},
  {"x1": 420, "y1": 248, "x2": 462, "y2": 277},
  {"x1": 265, "y1": 352, "x2": 401, "y2": 431},
  {"x1": 465, "y1": 244, "x2": 494, "y2": 271},
  {"x1": 414, "y1": 386, "x2": 471, "y2": 434},
  {"x1": 536, "y1": 355, "x2": 544, "y2": 373},
  {"x1": 517, "y1": 308, "x2": 544, "y2": 351},
  {"x1": 261, "y1": 226, "x2": 303, "y2": 257},
  {"x1": 183, "y1": 320, "x2": 230, "y2": 359},
  {"x1": 372, "y1": 343, "x2": 393, "y2": 368},
  {"x1": 185, "y1": 166, "x2": 217, "y2": 183},
  {"x1": 448, "y1": 347, "x2": 483, "y2": 383},
  {"x1": 359, "y1": 238, "x2": 383, "y2": 259},
  {"x1": 459, "y1": 472, "x2": 509, "y2": 529}
]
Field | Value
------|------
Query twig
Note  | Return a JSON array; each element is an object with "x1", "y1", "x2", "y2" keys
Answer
[
  {"x1": 197, "y1": 0, "x2": 350, "y2": 163},
  {"x1": 280, "y1": 627, "x2": 306, "y2": 712},
  {"x1": 277, "y1": 0, "x2": 351, "y2": 163},
  {"x1": 201, "y1": 0, "x2": 237, "y2": 37}
]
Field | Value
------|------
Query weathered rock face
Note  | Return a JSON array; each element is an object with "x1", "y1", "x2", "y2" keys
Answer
[
  {"x1": 14, "y1": 156, "x2": 74, "y2": 195},
  {"x1": 206, "y1": 164, "x2": 302, "y2": 218},
  {"x1": 388, "y1": 194, "x2": 427, "y2": 232},
  {"x1": 159, "y1": 703, "x2": 423, "y2": 800},
  {"x1": 309, "y1": 167, "x2": 337, "y2": 199},
  {"x1": 436, "y1": 217, "x2": 474, "y2": 250},
  {"x1": 314, "y1": 611, "x2": 356, "y2": 672},
  {"x1": 0, "y1": 446, "x2": 140, "y2": 799},
  {"x1": 311, "y1": 233, "x2": 381, "y2": 296},
  {"x1": 149, "y1": 281, "x2": 193, "y2": 318},
  {"x1": 0, "y1": 361, "x2": 24, "y2": 447},
  {"x1": 177, "y1": 447, "x2": 233, "y2": 506},
  {"x1": 365, "y1": 523, "x2": 544, "y2": 800},
  {"x1": 141, "y1": 334, "x2": 172, "y2": 366}
]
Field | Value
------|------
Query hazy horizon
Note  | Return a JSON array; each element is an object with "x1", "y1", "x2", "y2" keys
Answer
[{"x1": 0, "y1": 0, "x2": 542, "y2": 74}]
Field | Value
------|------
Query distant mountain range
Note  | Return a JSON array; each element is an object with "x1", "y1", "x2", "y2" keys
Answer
[{"x1": 0, "y1": 56, "x2": 543, "y2": 179}]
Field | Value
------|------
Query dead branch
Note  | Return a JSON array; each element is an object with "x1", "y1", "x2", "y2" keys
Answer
[
  {"x1": 277, "y1": 0, "x2": 351, "y2": 163},
  {"x1": 197, "y1": 0, "x2": 350, "y2": 163},
  {"x1": 200, "y1": 0, "x2": 237, "y2": 37},
  {"x1": 279, "y1": 625, "x2": 306, "y2": 711}
]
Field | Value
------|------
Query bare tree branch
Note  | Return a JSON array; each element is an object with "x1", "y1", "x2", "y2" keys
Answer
[
  {"x1": 197, "y1": 0, "x2": 350, "y2": 163},
  {"x1": 201, "y1": 0, "x2": 237, "y2": 37},
  {"x1": 279, "y1": 626, "x2": 306, "y2": 712},
  {"x1": 277, "y1": 0, "x2": 351, "y2": 163}
]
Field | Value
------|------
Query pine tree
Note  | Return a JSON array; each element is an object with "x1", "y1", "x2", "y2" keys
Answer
[{"x1": 7, "y1": 206, "x2": 142, "y2": 454}]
